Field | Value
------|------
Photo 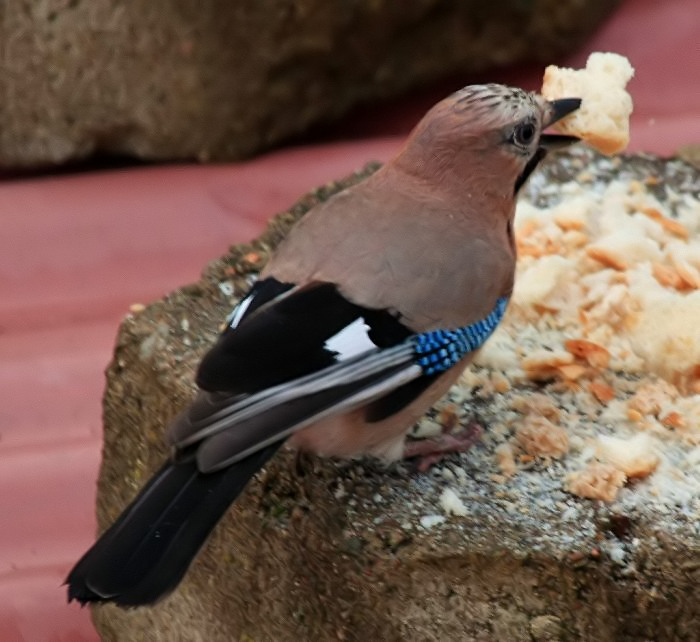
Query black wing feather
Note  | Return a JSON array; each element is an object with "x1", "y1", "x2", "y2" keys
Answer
[{"x1": 196, "y1": 279, "x2": 414, "y2": 394}]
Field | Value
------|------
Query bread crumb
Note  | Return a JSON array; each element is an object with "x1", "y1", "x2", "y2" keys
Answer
[
  {"x1": 558, "y1": 364, "x2": 589, "y2": 381},
  {"x1": 596, "y1": 433, "x2": 660, "y2": 478},
  {"x1": 410, "y1": 419, "x2": 444, "y2": 439},
  {"x1": 589, "y1": 380, "x2": 615, "y2": 403},
  {"x1": 437, "y1": 405, "x2": 460, "y2": 432},
  {"x1": 566, "y1": 462, "x2": 627, "y2": 502},
  {"x1": 515, "y1": 416, "x2": 569, "y2": 458},
  {"x1": 243, "y1": 252, "x2": 261, "y2": 264},
  {"x1": 491, "y1": 373, "x2": 511, "y2": 393},
  {"x1": 522, "y1": 350, "x2": 574, "y2": 380},
  {"x1": 652, "y1": 262, "x2": 684, "y2": 290},
  {"x1": 565, "y1": 339, "x2": 610, "y2": 369},
  {"x1": 624, "y1": 288, "x2": 700, "y2": 379},
  {"x1": 627, "y1": 380, "x2": 679, "y2": 416},
  {"x1": 554, "y1": 208, "x2": 586, "y2": 231},
  {"x1": 660, "y1": 411, "x2": 686, "y2": 430},
  {"x1": 420, "y1": 514, "x2": 446, "y2": 529},
  {"x1": 440, "y1": 488, "x2": 469, "y2": 517},
  {"x1": 513, "y1": 256, "x2": 574, "y2": 307},
  {"x1": 495, "y1": 442, "x2": 517, "y2": 477},
  {"x1": 672, "y1": 258, "x2": 700, "y2": 289},
  {"x1": 586, "y1": 245, "x2": 628, "y2": 271},
  {"x1": 640, "y1": 206, "x2": 689, "y2": 239},
  {"x1": 510, "y1": 393, "x2": 562, "y2": 421}
]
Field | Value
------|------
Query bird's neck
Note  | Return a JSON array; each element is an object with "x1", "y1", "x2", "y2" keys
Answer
[{"x1": 385, "y1": 152, "x2": 515, "y2": 229}]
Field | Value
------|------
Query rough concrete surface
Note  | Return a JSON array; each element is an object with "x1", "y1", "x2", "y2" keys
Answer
[
  {"x1": 92, "y1": 152, "x2": 698, "y2": 641},
  {"x1": 1, "y1": 0, "x2": 617, "y2": 167}
]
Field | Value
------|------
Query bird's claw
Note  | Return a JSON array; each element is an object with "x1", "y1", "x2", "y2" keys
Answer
[{"x1": 403, "y1": 421, "x2": 484, "y2": 472}]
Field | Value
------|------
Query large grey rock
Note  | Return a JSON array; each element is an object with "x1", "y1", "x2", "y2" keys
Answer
[
  {"x1": 1, "y1": 0, "x2": 618, "y2": 168},
  {"x1": 91, "y1": 152, "x2": 699, "y2": 641}
]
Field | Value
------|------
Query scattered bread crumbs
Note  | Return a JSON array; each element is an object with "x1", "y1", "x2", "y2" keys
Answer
[
  {"x1": 566, "y1": 463, "x2": 627, "y2": 502},
  {"x1": 429, "y1": 148, "x2": 700, "y2": 508}
]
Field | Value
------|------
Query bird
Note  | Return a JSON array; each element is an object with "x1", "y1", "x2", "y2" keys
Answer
[{"x1": 66, "y1": 84, "x2": 580, "y2": 607}]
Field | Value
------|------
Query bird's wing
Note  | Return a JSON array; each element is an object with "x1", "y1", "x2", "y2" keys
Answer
[
  {"x1": 194, "y1": 278, "x2": 411, "y2": 393},
  {"x1": 169, "y1": 278, "x2": 422, "y2": 471},
  {"x1": 168, "y1": 277, "x2": 507, "y2": 473}
]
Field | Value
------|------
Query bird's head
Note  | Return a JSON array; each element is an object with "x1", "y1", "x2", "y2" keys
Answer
[{"x1": 395, "y1": 83, "x2": 580, "y2": 199}]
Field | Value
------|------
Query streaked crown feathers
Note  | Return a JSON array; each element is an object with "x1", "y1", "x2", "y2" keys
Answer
[{"x1": 451, "y1": 83, "x2": 543, "y2": 125}]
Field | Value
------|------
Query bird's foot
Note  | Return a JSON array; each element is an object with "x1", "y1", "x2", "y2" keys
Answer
[{"x1": 403, "y1": 422, "x2": 483, "y2": 472}]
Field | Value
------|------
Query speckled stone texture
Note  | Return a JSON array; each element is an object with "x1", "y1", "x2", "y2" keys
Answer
[
  {"x1": 92, "y1": 153, "x2": 698, "y2": 641},
  {"x1": 1, "y1": 0, "x2": 617, "y2": 168}
]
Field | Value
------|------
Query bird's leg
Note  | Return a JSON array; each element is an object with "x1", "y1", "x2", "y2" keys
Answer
[{"x1": 403, "y1": 421, "x2": 483, "y2": 472}]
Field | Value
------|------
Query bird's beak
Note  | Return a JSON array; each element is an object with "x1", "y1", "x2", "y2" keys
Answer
[
  {"x1": 540, "y1": 97, "x2": 581, "y2": 149},
  {"x1": 544, "y1": 97, "x2": 582, "y2": 128}
]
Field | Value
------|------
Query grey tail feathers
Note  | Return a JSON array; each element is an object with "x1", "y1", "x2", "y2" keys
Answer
[{"x1": 65, "y1": 442, "x2": 281, "y2": 607}]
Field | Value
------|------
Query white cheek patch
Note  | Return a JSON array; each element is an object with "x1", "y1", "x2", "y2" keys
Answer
[
  {"x1": 325, "y1": 318, "x2": 376, "y2": 361},
  {"x1": 227, "y1": 294, "x2": 255, "y2": 329}
]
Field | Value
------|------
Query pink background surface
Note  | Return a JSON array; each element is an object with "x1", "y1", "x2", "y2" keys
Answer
[{"x1": 1, "y1": 1, "x2": 698, "y2": 639}]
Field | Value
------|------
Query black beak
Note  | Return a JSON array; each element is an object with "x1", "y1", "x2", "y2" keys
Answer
[
  {"x1": 540, "y1": 97, "x2": 581, "y2": 149},
  {"x1": 544, "y1": 97, "x2": 582, "y2": 127}
]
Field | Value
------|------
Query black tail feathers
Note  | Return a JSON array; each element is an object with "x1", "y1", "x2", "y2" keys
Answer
[{"x1": 66, "y1": 443, "x2": 281, "y2": 607}]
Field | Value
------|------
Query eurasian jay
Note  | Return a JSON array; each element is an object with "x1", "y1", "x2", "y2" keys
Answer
[{"x1": 66, "y1": 84, "x2": 580, "y2": 606}]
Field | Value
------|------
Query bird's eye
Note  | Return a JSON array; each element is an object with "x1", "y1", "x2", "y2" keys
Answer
[{"x1": 512, "y1": 122, "x2": 536, "y2": 147}]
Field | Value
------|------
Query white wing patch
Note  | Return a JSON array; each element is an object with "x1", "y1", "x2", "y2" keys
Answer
[
  {"x1": 227, "y1": 294, "x2": 254, "y2": 329},
  {"x1": 324, "y1": 318, "x2": 376, "y2": 361}
]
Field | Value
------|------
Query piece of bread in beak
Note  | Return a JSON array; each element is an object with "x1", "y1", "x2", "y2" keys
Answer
[{"x1": 542, "y1": 52, "x2": 635, "y2": 155}]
